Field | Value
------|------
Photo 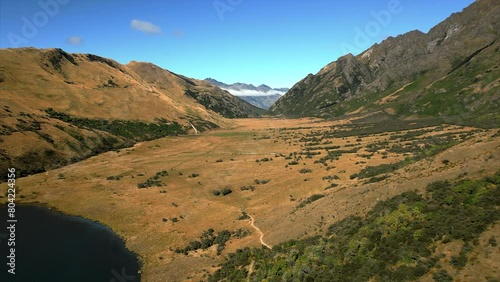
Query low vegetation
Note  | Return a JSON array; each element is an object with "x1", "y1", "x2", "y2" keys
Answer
[
  {"x1": 209, "y1": 173, "x2": 500, "y2": 281},
  {"x1": 137, "y1": 170, "x2": 168, "y2": 188},
  {"x1": 296, "y1": 194, "x2": 325, "y2": 209},
  {"x1": 212, "y1": 187, "x2": 233, "y2": 196},
  {"x1": 174, "y1": 228, "x2": 250, "y2": 256},
  {"x1": 45, "y1": 108, "x2": 186, "y2": 141}
]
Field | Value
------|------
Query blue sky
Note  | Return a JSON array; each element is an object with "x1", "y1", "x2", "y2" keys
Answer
[{"x1": 1, "y1": 0, "x2": 475, "y2": 88}]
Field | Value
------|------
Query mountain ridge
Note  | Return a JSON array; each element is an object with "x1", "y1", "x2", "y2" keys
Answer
[
  {"x1": 269, "y1": 0, "x2": 499, "y2": 126},
  {"x1": 205, "y1": 78, "x2": 287, "y2": 109},
  {"x1": 0, "y1": 47, "x2": 262, "y2": 178}
]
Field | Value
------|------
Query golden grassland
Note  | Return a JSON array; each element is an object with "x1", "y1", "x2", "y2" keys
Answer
[{"x1": 11, "y1": 117, "x2": 500, "y2": 281}]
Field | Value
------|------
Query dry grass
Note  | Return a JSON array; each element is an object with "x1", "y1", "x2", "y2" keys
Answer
[{"x1": 11, "y1": 118, "x2": 500, "y2": 281}]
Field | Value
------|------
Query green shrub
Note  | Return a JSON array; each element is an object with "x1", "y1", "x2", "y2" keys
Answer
[
  {"x1": 238, "y1": 211, "x2": 250, "y2": 220},
  {"x1": 254, "y1": 179, "x2": 270, "y2": 185},
  {"x1": 432, "y1": 270, "x2": 453, "y2": 282},
  {"x1": 297, "y1": 194, "x2": 325, "y2": 209},
  {"x1": 209, "y1": 173, "x2": 500, "y2": 281},
  {"x1": 240, "y1": 185, "x2": 255, "y2": 191},
  {"x1": 106, "y1": 175, "x2": 122, "y2": 181},
  {"x1": 213, "y1": 187, "x2": 232, "y2": 196}
]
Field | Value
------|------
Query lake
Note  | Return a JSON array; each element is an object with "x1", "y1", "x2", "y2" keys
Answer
[{"x1": 0, "y1": 204, "x2": 140, "y2": 282}]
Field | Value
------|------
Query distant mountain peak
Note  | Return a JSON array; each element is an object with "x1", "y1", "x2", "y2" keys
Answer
[{"x1": 205, "y1": 78, "x2": 290, "y2": 110}]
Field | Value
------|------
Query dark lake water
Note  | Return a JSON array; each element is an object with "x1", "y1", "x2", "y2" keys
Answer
[{"x1": 0, "y1": 204, "x2": 140, "y2": 282}]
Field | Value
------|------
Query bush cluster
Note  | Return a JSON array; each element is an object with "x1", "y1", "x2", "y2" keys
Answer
[
  {"x1": 137, "y1": 170, "x2": 168, "y2": 188},
  {"x1": 210, "y1": 173, "x2": 500, "y2": 281}
]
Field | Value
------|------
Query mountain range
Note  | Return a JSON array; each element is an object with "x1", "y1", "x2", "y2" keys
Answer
[
  {"x1": 205, "y1": 78, "x2": 287, "y2": 109},
  {"x1": 269, "y1": 0, "x2": 499, "y2": 126}
]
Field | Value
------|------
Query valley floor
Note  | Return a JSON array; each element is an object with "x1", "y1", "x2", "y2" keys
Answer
[{"x1": 14, "y1": 117, "x2": 500, "y2": 281}]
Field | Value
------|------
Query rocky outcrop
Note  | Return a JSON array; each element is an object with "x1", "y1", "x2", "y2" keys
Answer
[{"x1": 269, "y1": 0, "x2": 499, "y2": 120}]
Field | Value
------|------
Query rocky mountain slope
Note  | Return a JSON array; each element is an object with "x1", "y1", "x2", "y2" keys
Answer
[
  {"x1": 128, "y1": 63, "x2": 264, "y2": 118},
  {"x1": 269, "y1": 0, "x2": 499, "y2": 126},
  {"x1": 237, "y1": 94, "x2": 282, "y2": 110},
  {"x1": 0, "y1": 48, "x2": 260, "y2": 179},
  {"x1": 206, "y1": 78, "x2": 286, "y2": 109}
]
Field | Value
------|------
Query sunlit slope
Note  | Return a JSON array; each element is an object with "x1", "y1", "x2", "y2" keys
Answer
[
  {"x1": 0, "y1": 47, "x2": 240, "y2": 178},
  {"x1": 270, "y1": 0, "x2": 499, "y2": 125}
]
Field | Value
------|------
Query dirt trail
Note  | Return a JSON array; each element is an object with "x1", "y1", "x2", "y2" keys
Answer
[{"x1": 249, "y1": 215, "x2": 272, "y2": 249}]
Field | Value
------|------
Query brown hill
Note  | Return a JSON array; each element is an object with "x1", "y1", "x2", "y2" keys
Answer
[
  {"x1": 127, "y1": 61, "x2": 265, "y2": 118},
  {"x1": 0, "y1": 48, "x2": 258, "y2": 179}
]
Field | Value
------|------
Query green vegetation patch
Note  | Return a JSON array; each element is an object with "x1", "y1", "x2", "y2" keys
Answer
[
  {"x1": 137, "y1": 170, "x2": 168, "y2": 188},
  {"x1": 175, "y1": 228, "x2": 250, "y2": 256},
  {"x1": 296, "y1": 194, "x2": 325, "y2": 209},
  {"x1": 45, "y1": 108, "x2": 186, "y2": 141},
  {"x1": 210, "y1": 173, "x2": 500, "y2": 282},
  {"x1": 212, "y1": 187, "x2": 233, "y2": 196},
  {"x1": 353, "y1": 134, "x2": 464, "y2": 180}
]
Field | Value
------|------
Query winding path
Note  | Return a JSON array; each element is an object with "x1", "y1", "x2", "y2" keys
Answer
[{"x1": 248, "y1": 215, "x2": 272, "y2": 249}]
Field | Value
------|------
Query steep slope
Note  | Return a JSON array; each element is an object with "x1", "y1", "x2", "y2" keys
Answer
[
  {"x1": 128, "y1": 63, "x2": 265, "y2": 118},
  {"x1": 0, "y1": 48, "x2": 233, "y2": 179},
  {"x1": 269, "y1": 0, "x2": 499, "y2": 125},
  {"x1": 205, "y1": 78, "x2": 286, "y2": 109}
]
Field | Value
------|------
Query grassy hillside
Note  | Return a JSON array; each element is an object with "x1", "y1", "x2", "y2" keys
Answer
[
  {"x1": 210, "y1": 173, "x2": 500, "y2": 282},
  {"x1": 127, "y1": 61, "x2": 265, "y2": 118},
  {"x1": 12, "y1": 117, "x2": 499, "y2": 281},
  {"x1": 0, "y1": 48, "x2": 234, "y2": 179}
]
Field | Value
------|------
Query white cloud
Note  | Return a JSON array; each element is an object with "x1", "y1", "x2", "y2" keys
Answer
[
  {"x1": 66, "y1": 36, "x2": 83, "y2": 45},
  {"x1": 131, "y1": 19, "x2": 162, "y2": 34},
  {"x1": 221, "y1": 87, "x2": 286, "y2": 97}
]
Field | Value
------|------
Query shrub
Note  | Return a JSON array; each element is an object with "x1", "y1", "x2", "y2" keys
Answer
[
  {"x1": 221, "y1": 187, "x2": 232, "y2": 196},
  {"x1": 325, "y1": 183, "x2": 339, "y2": 190},
  {"x1": 106, "y1": 175, "x2": 122, "y2": 181},
  {"x1": 297, "y1": 194, "x2": 325, "y2": 209},
  {"x1": 238, "y1": 211, "x2": 250, "y2": 220},
  {"x1": 136, "y1": 170, "x2": 169, "y2": 188},
  {"x1": 175, "y1": 228, "x2": 237, "y2": 256},
  {"x1": 213, "y1": 187, "x2": 232, "y2": 196},
  {"x1": 488, "y1": 236, "x2": 497, "y2": 247},
  {"x1": 432, "y1": 270, "x2": 453, "y2": 282},
  {"x1": 323, "y1": 175, "x2": 340, "y2": 181},
  {"x1": 240, "y1": 185, "x2": 255, "y2": 191},
  {"x1": 254, "y1": 179, "x2": 270, "y2": 185}
]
